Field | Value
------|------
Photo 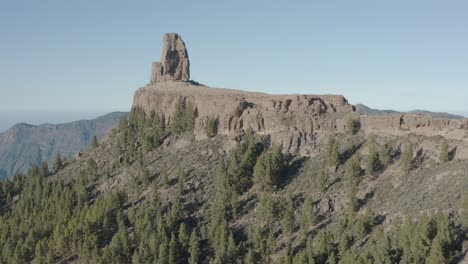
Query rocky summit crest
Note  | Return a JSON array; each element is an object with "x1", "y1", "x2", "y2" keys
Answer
[
  {"x1": 137, "y1": 33, "x2": 468, "y2": 157},
  {"x1": 149, "y1": 33, "x2": 190, "y2": 84}
]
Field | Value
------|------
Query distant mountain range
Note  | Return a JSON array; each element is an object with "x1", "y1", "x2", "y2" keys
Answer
[
  {"x1": 0, "y1": 112, "x2": 128, "y2": 179},
  {"x1": 355, "y1": 104, "x2": 466, "y2": 119}
]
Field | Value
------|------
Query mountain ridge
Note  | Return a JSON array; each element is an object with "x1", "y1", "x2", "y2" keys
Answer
[
  {"x1": 0, "y1": 111, "x2": 128, "y2": 179},
  {"x1": 356, "y1": 103, "x2": 466, "y2": 119}
]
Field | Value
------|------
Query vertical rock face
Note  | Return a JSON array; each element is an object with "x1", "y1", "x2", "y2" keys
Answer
[{"x1": 149, "y1": 33, "x2": 190, "y2": 84}]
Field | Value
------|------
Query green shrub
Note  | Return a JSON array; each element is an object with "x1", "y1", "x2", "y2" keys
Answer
[
  {"x1": 326, "y1": 136, "x2": 340, "y2": 167},
  {"x1": 253, "y1": 145, "x2": 285, "y2": 191},
  {"x1": 439, "y1": 141, "x2": 449, "y2": 163},
  {"x1": 400, "y1": 144, "x2": 414, "y2": 172},
  {"x1": 365, "y1": 137, "x2": 380, "y2": 176},
  {"x1": 171, "y1": 97, "x2": 197, "y2": 134},
  {"x1": 346, "y1": 117, "x2": 359, "y2": 135},
  {"x1": 206, "y1": 116, "x2": 219, "y2": 138}
]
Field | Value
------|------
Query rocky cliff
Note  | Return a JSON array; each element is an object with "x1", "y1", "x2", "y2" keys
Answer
[{"x1": 135, "y1": 33, "x2": 468, "y2": 157}]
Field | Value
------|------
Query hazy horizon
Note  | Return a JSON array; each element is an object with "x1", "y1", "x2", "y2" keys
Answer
[{"x1": 0, "y1": 109, "x2": 128, "y2": 133}]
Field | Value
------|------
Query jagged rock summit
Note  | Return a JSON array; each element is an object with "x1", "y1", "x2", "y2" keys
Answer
[
  {"x1": 137, "y1": 33, "x2": 468, "y2": 156},
  {"x1": 149, "y1": 33, "x2": 190, "y2": 84}
]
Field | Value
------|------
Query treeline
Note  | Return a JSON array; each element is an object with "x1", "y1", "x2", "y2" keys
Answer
[{"x1": 115, "y1": 97, "x2": 220, "y2": 166}]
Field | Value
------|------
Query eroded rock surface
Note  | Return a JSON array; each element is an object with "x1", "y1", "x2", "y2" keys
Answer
[
  {"x1": 134, "y1": 81, "x2": 468, "y2": 155},
  {"x1": 137, "y1": 33, "x2": 468, "y2": 156},
  {"x1": 135, "y1": 81, "x2": 354, "y2": 154},
  {"x1": 149, "y1": 33, "x2": 190, "y2": 84}
]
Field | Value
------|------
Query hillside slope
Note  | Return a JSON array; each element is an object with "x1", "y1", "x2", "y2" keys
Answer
[{"x1": 0, "y1": 112, "x2": 128, "y2": 179}]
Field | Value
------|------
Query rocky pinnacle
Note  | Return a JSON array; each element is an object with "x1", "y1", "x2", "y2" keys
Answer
[{"x1": 149, "y1": 33, "x2": 190, "y2": 84}]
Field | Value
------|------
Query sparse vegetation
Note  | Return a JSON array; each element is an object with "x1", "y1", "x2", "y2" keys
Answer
[
  {"x1": 379, "y1": 143, "x2": 393, "y2": 167},
  {"x1": 53, "y1": 153, "x2": 63, "y2": 172},
  {"x1": 463, "y1": 192, "x2": 468, "y2": 229},
  {"x1": 171, "y1": 96, "x2": 197, "y2": 134},
  {"x1": 326, "y1": 135, "x2": 340, "y2": 167},
  {"x1": 345, "y1": 153, "x2": 361, "y2": 182},
  {"x1": 206, "y1": 116, "x2": 219, "y2": 138},
  {"x1": 439, "y1": 141, "x2": 449, "y2": 163},
  {"x1": 366, "y1": 136, "x2": 380, "y2": 175},
  {"x1": 400, "y1": 143, "x2": 414, "y2": 172},
  {"x1": 91, "y1": 135, "x2": 99, "y2": 149},
  {"x1": 253, "y1": 145, "x2": 286, "y2": 191},
  {"x1": 315, "y1": 169, "x2": 328, "y2": 192},
  {"x1": 346, "y1": 117, "x2": 359, "y2": 135}
]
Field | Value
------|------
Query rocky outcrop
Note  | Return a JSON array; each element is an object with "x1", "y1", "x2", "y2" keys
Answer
[
  {"x1": 134, "y1": 81, "x2": 468, "y2": 154},
  {"x1": 137, "y1": 33, "x2": 468, "y2": 155},
  {"x1": 149, "y1": 33, "x2": 190, "y2": 84},
  {"x1": 134, "y1": 81, "x2": 355, "y2": 154},
  {"x1": 359, "y1": 114, "x2": 468, "y2": 136}
]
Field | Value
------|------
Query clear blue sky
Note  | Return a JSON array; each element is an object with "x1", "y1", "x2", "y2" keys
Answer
[{"x1": 1, "y1": 0, "x2": 467, "y2": 116}]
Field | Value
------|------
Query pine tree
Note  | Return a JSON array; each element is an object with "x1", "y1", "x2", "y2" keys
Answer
[
  {"x1": 303, "y1": 195, "x2": 316, "y2": 227},
  {"x1": 345, "y1": 153, "x2": 361, "y2": 182},
  {"x1": 266, "y1": 229, "x2": 276, "y2": 255},
  {"x1": 348, "y1": 180, "x2": 358, "y2": 215},
  {"x1": 439, "y1": 141, "x2": 449, "y2": 163},
  {"x1": 314, "y1": 231, "x2": 333, "y2": 263},
  {"x1": 158, "y1": 242, "x2": 168, "y2": 264},
  {"x1": 253, "y1": 145, "x2": 285, "y2": 190},
  {"x1": 400, "y1": 144, "x2": 413, "y2": 172},
  {"x1": 315, "y1": 170, "x2": 327, "y2": 192},
  {"x1": 178, "y1": 223, "x2": 190, "y2": 249},
  {"x1": 161, "y1": 170, "x2": 169, "y2": 188},
  {"x1": 91, "y1": 135, "x2": 99, "y2": 149},
  {"x1": 40, "y1": 161, "x2": 49, "y2": 178},
  {"x1": 327, "y1": 136, "x2": 340, "y2": 167},
  {"x1": 245, "y1": 248, "x2": 255, "y2": 264},
  {"x1": 257, "y1": 193, "x2": 275, "y2": 222},
  {"x1": 184, "y1": 101, "x2": 196, "y2": 132},
  {"x1": 171, "y1": 97, "x2": 187, "y2": 134},
  {"x1": 87, "y1": 158, "x2": 98, "y2": 176},
  {"x1": 293, "y1": 251, "x2": 306, "y2": 264},
  {"x1": 327, "y1": 251, "x2": 337, "y2": 264},
  {"x1": 346, "y1": 117, "x2": 359, "y2": 135},
  {"x1": 189, "y1": 230, "x2": 200, "y2": 264},
  {"x1": 283, "y1": 241, "x2": 293, "y2": 264},
  {"x1": 169, "y1": 232, "x2": 178, "y2": 264},
  {"x1": 34, "y1": 241, "x2": 43, "y2": 264},
  {"x1": 53, "y1": 154, "x2": 63, "y2": 172},
  {"x1": 206, "y1": 116, "x2": 219, "y2": 138},
  {"x1": 177, "y1": 167, "x2": 185, "y2": 195},
  {"x1": 227, "y1": 232, "x2": 237, "y2": 262},
  {"x1": 306, "y1": 236, "x2": 315, "y2": 264},
  {"x1": 283, "y1": 194, "x2": 295, "y2": 234},
  {"x1": 462, "y1": 192, "x2": 468, "y2": 229},
  {"x1": 379, "y1": 143, "x2": 392, "y2": 167},
  {"x1": 427, "y1": 237, "x2": 445, "y2": 264},
  {"x1": 230, "y1": 190, "x2": 239, "y2": 217},
  {"x1": 171, "y1": 97, "x2": 196, "y2": 134},
  {"x1": 366, "y1": 136, "x2": 380, "y2": 176}
]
